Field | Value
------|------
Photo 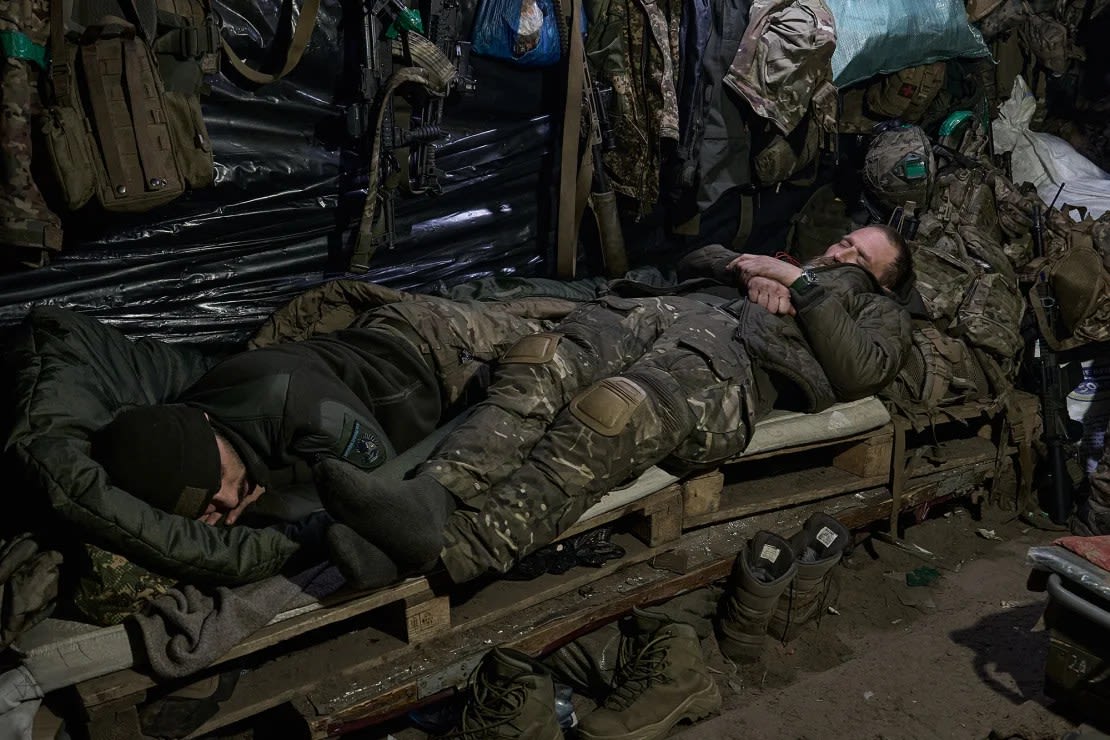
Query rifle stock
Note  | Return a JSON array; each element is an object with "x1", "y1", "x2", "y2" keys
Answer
[
  {"x1": 582, "y1": 58, "x2": 628, "y2": 277},
  {"x1": 348, "y1": 0, "x2": 468, "y2": 271}
]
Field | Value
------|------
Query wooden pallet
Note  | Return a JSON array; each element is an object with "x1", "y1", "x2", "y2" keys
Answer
[
  {"x1": 71, "y1": 485, "x2": 686, "y2": 740},
  {"x1": 66, "y1": 400, "x2": 1031, "y2": 739}
]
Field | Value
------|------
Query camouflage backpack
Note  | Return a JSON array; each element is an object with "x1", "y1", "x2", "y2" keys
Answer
[
  {"x1": 881, "y1": 320, "x2": 992, "y2": 422},
  {"x1": 911, "y1": 215, "x2": 1025, "y2": 359},
  {"x1": 36, "y1": 0, "x2": 223, "y2": 214},
  {"x1": 864, "y1": 62, "x2": 947, "y2": 124},
  {"x1": 1029, "y1": 209, "x2": 1110, "y2": 351}
]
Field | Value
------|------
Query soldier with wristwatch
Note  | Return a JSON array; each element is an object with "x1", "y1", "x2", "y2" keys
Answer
[{"x1": 314, "y1": 226, "x2": 918, "y2": 585}]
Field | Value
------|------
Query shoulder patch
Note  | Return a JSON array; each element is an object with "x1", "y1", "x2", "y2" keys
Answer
[{"x1": 341, "y1": 419, "x2": 384, "y2": 470}]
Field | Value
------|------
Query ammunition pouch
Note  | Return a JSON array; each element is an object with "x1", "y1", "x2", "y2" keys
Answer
[{"x1": 39, "y1": 0, "x2": 214, "y2": 213}]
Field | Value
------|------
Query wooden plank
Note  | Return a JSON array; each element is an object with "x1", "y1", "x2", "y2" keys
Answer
[
  {"x1": 76, "y1": 576, "x2": 433, "y2": 709},
  {"x1": 685, "y1": 467, "x2": 890, "y2": 528},
  {"x1": 682, "y1": 470, "x2": 724, "y2": 518},
  {"x1": 833, "y1": 433, "x2": 894, "y2": 478},
  {"x1": 630, "y1": 486, "x2": 683, "y2": 546},
  {"x1": 403, "y1": 593, "x2": 451, "y2": 643},
  {"x1": 558, "y1": 484, "x2": 681, "y2": 541}
]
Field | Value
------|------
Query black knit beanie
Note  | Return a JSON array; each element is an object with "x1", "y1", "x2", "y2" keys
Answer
[{"x1": 92, "y1": 404, "x2": 222, "y2": 519}]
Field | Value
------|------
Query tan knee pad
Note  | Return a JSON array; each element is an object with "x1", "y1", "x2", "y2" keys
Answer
[
  {"x1": 570, "y1": 376, "x2": 647, "y2": 436},
  {"x1": 501, "y1": 332, "x2": 562, "y2": 364}
]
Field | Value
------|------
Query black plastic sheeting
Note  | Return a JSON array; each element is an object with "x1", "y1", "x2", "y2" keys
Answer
[{"x1": 0, "y1": 0, "x2": 574, "y2": 348}]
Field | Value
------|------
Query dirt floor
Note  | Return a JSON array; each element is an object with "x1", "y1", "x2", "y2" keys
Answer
[
  {"x1": 373, "y1": 500, "x2": 1107, "y2": 740},
  {"x1": 675, "y1": 501, "x2": 1094, "y2": 740}
]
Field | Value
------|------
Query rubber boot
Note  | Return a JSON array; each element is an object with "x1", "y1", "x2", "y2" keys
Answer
[
  {"x1": 0, "y1": 0, "x2": 63, "y2": 267},
  {"x1": 715, "y1": 531, "x2": 797, "y2": 663},
  {"x1": 768, "y1": 512, "x2": 851, "y2": 641},
  {"x1": 578, "y1": 607, "x2": 721, "y2": 740},
  {"x1": 441, "y1": 647, "x2": 563, "y2": 740}
]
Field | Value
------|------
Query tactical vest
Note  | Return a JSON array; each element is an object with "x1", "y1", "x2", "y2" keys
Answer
[
  {"x1": 880, "y1": 320, "x2": 992, "y2": 426},
  {"x1": 39, "y1": 0, "x2": 218, "y2": 214},
  {"x1": 911, "y1": 214, "x2": 1025, "y2": 360}
]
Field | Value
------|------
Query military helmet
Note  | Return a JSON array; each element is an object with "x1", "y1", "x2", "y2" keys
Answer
[{"x1": 862, "y1": 125, "x2": 936, "y2": 213}]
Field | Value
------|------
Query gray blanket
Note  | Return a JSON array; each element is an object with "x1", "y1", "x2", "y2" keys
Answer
[{"x1": 134, "y1": 562, "x2": 343, "y2": 679}]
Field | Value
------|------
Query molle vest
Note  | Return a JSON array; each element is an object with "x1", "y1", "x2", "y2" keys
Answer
[{"x1": 39, "y1": 0, "x2": 217, "y2": 214}]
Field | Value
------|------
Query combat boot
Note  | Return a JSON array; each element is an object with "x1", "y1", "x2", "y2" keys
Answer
[
  {"x1": 768, "y1": 512, "x2": 851, "y2": 642},
  {"x1": 578, "y1": 607, "x2": 721, "y2": 740},
  {"x1": 442, "y1": 647, "x2": 563, "y2": 739},
  {"x1": 715, "y1": 530, "x2": 797, "y2": 663}
]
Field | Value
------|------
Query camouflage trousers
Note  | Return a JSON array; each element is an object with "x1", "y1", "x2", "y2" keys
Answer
[
  {"x1": 428, "y1": 295, "x2": 756, "y2": 582},
  {"x1": 352, "y1": 295, "x2": 557, "y2": 412}
]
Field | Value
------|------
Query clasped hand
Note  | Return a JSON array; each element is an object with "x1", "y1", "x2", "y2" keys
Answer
[{"x1": 726, "y1": 254, "x2": 802, "y2": 317}]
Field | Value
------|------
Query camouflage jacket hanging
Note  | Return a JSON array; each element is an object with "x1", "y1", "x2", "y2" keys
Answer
[{"x1": 585, "y1": 0, "x2": 680, "y2": 213}]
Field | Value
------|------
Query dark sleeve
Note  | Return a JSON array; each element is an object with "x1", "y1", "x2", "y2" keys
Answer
[
  {"x1": 790, "y1": 272, "x2": 911, "y2": 400},
  {"x1": 676, "y1": 245, "x2": 742, "y2": 285},
  {"x1": 281, "y1": 365, "x2": 396, "y2": 471}
]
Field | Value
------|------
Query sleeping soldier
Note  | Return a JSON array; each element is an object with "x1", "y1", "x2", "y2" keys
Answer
[
  {"x1": 313, "y1": 226, "x2": 916, "y2": 584},
  {"x1": 92, "y1": 296, "x2": 556, "y2": 587}
]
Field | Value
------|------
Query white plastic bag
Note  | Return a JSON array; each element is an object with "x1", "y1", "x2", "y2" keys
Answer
[{"x1": 993, "y1": 76, "x2": 1110, "y2": 218}]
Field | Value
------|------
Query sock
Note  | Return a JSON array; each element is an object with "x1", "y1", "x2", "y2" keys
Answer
[
  {"x1": 314, "y1": 459, "x2": 456, "y2": 569},
  {"x1": 325, "y1": 523, "x2": 400, "y2": 591}
]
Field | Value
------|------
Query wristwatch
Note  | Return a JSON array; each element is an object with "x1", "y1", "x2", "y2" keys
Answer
[{"x1": 790, "y1": 268, "x2": 819, "y2": 294}]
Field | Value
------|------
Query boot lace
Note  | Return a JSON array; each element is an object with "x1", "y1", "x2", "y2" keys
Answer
[
  {"x1": 442, "y1": 673, "x2": 530, "y2": 739},
  {"x1": 603, "y1": 634, "x2": 671, "y2": 711}
]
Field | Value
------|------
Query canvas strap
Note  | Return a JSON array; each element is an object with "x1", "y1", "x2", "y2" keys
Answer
[
  {"x1": 219, "y1": 0, "x2": 321, "y2": 85},
  {"x1": 555, "y1": 0, "x2": 585, "y2": 279}
]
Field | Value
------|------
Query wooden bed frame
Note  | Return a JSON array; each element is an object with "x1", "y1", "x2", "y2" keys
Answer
[{"x1": 42, "y1": 394, "x2": 1037, "y2": 739}]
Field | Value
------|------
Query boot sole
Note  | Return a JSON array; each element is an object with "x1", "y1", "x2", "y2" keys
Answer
[{"x1": 577, "y1": 679, "x2": 722, "y2": 740}]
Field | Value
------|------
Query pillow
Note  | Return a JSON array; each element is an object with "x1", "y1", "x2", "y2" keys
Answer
[{"x1": 827, "y1": 0, "x2": 990, "y2": 88}]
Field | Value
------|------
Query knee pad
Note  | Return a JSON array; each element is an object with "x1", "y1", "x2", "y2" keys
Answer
[
  {"x1": 570, "y1": 376, "x2": 647, "y2": 436},
  {"x1": 501, "y1": 332, "x2": 562, "y2": 364}
]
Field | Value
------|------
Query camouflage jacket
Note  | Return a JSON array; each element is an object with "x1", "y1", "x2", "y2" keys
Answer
[
  {"x1": 723, "y1": 0, "x2": 836, "y2": 135},
  {"x1": 586, "y1": 0, "x2": 680, "y2": 212}
]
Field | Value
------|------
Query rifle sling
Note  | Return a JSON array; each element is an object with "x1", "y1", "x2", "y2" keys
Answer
[
  {"x1": 555, "y1": 0, "x2": 586, "y2": 279},
  {"x1": 219, "y1": 0, "x2": 321, "y2": 85},
  {"x1": 351, "y1": 65, "x2": 434, "y2": 272}
]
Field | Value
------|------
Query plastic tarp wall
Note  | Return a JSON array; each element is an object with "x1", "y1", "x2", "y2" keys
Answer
[{"x1": 0, "y1": 1, "x2": 565, "y2": 348}]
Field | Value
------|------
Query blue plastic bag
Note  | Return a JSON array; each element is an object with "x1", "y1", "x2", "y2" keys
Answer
[
  {"x1": 827, "y1": 0, "x2": 990, "y2": 87},
  {"x1": 471, "y1": 0, "x2": 563, "y2": 67}
]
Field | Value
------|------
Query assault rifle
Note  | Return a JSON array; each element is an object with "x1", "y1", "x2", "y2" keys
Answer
[
  {"x1": 347, "y1": 0, "x2": 472, "y2": 271},
  {"x1": 581, "y1": 60, "x2": 628, "y2": 277},
  {"x1": 1030, "y1": 204, "x2": 1083, "y2": 524}
]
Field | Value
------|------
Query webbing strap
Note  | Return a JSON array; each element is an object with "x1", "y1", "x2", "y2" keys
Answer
[
  {"x1": 219, "y1": 0, "x2": 321, "y2": 85},
  {"x1": 48, "y1": 0, "x2": 71, "y2": 99},
  {"x1": 555, "y1": 0, "x2": 585, "y2": 279},
  {"x1": 81, "y1": 40, "x2": 131, "y2": 191},
  {"x1": 122, "y1": 37, "x2": 159, "y2": 188},
  {"x1": 350, "y1": 65, "x2": 434, "y2": 272}
]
